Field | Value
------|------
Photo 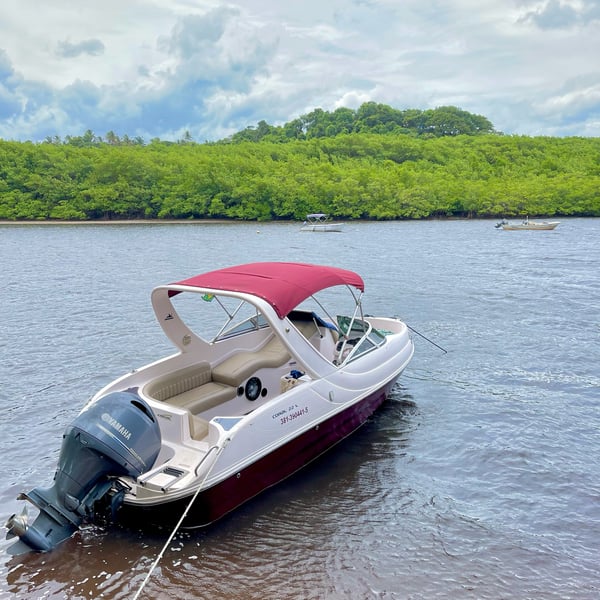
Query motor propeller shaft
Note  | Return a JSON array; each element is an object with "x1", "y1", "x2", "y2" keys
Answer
[{"x1": 5, "y1": 506, "x2": 28, "y2": 539}]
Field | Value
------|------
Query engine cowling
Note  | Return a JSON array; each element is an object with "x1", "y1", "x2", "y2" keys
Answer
[{"x1": 6, "y1": 391, "x2": 161, "y2": 553}]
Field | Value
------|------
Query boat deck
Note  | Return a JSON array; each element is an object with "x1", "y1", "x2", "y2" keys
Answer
[{"x1": 142, "y1": 320, "x2": 338, "y2": 437}]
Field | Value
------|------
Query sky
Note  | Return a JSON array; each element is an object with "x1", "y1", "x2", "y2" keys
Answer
[{"x1": 0, "y1": 0, "x2": 599, "y2": 142}]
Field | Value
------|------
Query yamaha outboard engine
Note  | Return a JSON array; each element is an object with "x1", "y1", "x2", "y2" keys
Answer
[{"x1": 6, "y1": 391, "x2": 161, "y2": 553}]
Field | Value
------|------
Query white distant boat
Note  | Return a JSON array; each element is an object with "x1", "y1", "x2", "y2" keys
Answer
[
  {"x1": 300, "y1": 213, "x2": 344, "y2": 232},
  {"x1": 495, "y1": 217, "x2": 560, "y2": 231},
  {"x1": 6, "y1": 261, "x2": 414, "y2": 553}
]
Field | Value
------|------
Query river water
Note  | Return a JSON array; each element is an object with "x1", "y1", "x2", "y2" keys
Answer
[{"x1": 0, "y1": 218, "x2": 598, "y2": 599}]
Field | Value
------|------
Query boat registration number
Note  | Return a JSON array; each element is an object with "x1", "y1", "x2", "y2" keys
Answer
[{"x1": 273, "y1": 404, "x2": 309, "y2": 425}]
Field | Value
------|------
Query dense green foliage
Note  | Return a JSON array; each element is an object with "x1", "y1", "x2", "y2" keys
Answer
[
  {"x1": 228, "y1": 103, "x2": 496, "y2": 141},
  {"x1": 0, "y1": 104, "x2": 598, "y2": 221}
]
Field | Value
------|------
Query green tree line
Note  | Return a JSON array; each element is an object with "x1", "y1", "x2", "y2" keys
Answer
[
  {"x1": 228, "y1": 103, "x2": 496, "y2": 141},
  {"x1": 0, "y1": 105, "x2": 598, "y2": 221}
]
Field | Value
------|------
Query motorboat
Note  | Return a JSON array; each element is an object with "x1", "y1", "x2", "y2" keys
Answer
[
  {"x1": 495, "y1": 217, "x2": 560, "y2": 230},
  {"x1": 300, "y1": 213, "x2": 344, "y2": 232},
  {"x1": 6, "y1": 262, "x2": 414, "y2": 553}
]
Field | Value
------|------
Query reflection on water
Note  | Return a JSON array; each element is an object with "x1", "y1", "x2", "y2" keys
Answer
[
  {"x1": 1, "y1": 219, "x2": 599, "y2": 599},
  {"x1": 5, "y1": 391, "x2": 418, "y2": 600}
]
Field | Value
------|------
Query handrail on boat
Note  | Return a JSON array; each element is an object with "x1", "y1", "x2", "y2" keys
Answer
[{"x1": 194, "y1": 443, "x2": 220, "y2": 476}]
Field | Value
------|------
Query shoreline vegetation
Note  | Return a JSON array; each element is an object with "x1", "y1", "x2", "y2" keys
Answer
[
  {"x1": 0, "y1": 215, "x2": 585, "y2": 226},
  {"x1": 1, "y1": 104, "x2": 599, "y2": 222},
  {"x1": 0, "y1": 218, "x2": 236, "y2": 225}
]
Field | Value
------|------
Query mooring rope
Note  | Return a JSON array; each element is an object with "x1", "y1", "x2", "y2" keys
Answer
[
  {"x1": 406, "y1": 324, "x2": 448, "y2": 354},
  {"x1": 132, "y1": 443, "x2": 224, "y2": 600}
]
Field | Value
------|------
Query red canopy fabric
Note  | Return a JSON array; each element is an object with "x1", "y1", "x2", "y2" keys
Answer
[{"x1": 171, "y1": 262, "x2": 364, "y2": 319}]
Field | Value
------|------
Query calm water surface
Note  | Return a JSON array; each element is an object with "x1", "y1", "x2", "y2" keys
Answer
[{"x1": 0, "y1": 219, "x2": 598, "y2": 599}]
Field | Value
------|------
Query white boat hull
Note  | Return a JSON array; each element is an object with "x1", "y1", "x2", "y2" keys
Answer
[
  {"x1": 7, "y1": 262, "x2": 414, "y2": 552},
  {"x1": 118, "y1": 374, "x2": 406, "y2": 528},
  {"x1": 300, "y1": 213, "x2": 344, "y2": 232},
  {"x1": 497, "y1": 219, "x2": 560, "y2": 230},
  {"x1": 300, "y1": 223, "x2": 344, "y2": 232}
]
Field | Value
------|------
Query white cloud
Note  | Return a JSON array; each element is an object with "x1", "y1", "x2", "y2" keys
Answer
[
  {"x1": 0, "y1": 0, "x2": 599, "y2": 141},
  {"x1": 520, "y1": 0, "x2": 600, "y2": 29},
  {"x1": 536, "y1": 78, "x2": 600, "y2": 115}
]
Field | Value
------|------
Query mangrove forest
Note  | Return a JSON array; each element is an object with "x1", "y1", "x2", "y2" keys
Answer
[{"x1": 0, "y1": 103, "x2": 598, "y2": 221}]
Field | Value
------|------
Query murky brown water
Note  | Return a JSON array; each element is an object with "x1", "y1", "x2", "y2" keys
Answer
[{"x1": 1, "y1": 219, "x2": 599, "y2": 599}]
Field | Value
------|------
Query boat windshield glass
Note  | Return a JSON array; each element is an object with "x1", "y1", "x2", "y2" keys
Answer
[
  {"x1": 334, "y1": 315, "x2": 387, "y2": 364},
  {"x1": 169, "y1": 291, "x2": 269, "y2": 342}
]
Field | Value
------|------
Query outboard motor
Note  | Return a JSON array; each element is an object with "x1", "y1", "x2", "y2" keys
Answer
[{"x1": 6, "y1": 391, "x2": 161, "y2": 553}]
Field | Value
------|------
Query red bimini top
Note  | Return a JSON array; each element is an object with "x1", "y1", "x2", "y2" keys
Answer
[{"x1": 171, "y1": 262, "x2": 364, "y2": 319}]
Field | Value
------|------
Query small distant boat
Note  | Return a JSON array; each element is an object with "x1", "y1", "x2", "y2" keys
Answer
[
  {"x1": 495, "y1": 217, "x2": 560, "y2": 231},
  {"x1": 300, "y1": 213, "x2": 344, "y2": 232}
]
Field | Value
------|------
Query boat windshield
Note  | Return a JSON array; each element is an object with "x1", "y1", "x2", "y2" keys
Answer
[
  {"x1": 169, "y1": 291, "x2": 269, "y2": 343},
  {"x1": 307, "y1": 214, "x2": 328, "y2": 223},
  {"x1": 335, "y1": 315, "x2": 387, "y2": 364}
]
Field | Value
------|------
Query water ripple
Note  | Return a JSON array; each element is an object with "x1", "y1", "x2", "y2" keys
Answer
[{"x1": 2, "y1": 219, "x2": 600, "y2": 599}]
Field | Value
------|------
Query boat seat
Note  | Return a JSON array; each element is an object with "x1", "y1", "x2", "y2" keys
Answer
[
  {"x1": 211, "y1": 336, "x2": 291, "y2": 388},
  {"x1": 144, "y1": 362, "x2": 213, "y2": 401},
  {"x1": 165, "y1": 381, "x2": 236, "y2": 414},
  {"x1": 143, "y1": 362, "x2": 237, "y2": 414},
  {"x1": 293, "y1": 320, "x2": 320, "y2": 339},
  {"x1": 143, "y1": 337, "x2": 291, "y2": 415},
  {"x1": 291, "y1": 318, "x2": 339, "y2": 361}
]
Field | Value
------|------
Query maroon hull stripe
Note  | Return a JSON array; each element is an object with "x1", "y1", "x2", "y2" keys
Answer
[{"x1": 119, "y1": 379, "x2": 396, "y2": 529}]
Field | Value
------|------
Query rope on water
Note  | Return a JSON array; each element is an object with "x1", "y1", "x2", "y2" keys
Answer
[
  {"x1": 406, "y1": 324, "x2": 448, "y2": 354},
  {"x1": 132, "y1": 444, "x2": 224, "y2": 600}
]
